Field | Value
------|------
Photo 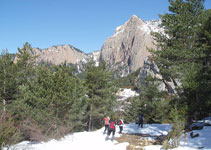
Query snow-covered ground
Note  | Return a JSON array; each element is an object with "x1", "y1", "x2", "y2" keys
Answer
[{"x1": 4, "y1": 122, "x2": 211, "y2": 150}]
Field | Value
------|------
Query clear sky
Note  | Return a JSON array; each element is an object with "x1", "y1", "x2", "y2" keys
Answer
[{"x1": 0, "y1": 0, "x2": 211, "y2": 54}]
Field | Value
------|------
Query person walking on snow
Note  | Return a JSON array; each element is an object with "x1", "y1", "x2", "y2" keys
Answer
[
  {"x1": 118, "y1": 119, "x2": 124, "y2": 134},
  {"x1": 138, "y1": 114, "x2": 144, "y2": 128},
  {"x1": 106, "y1": 119, "x2": 116, "y2": 141},
  {"x1": 103, "y1": 116, "x2": 110, "y2": 134}
]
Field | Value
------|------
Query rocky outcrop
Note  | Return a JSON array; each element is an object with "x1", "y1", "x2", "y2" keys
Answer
[
  {"x1": 75, "y1": 50, "x2": 101, "y2": 73},
  {"x1": 32, "y1": 44, "x2": 88, "y2": 65},
  {"x1": 14, "y1": 44, "x2": 89, "y2": 65},
  {"x1": 137, "y1": 56, "x2": 178, "y2": 94},
  {"x1": 14, "y1": 44, "x2": 101, "y2": 72},
  {"x1": 100, "y1": 15, "x2": 163, "y2": 76}
]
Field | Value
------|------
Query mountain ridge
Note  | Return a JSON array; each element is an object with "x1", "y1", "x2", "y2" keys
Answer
[{"x1": 14, "y1": 15, "x2": 162, "y2": 76}]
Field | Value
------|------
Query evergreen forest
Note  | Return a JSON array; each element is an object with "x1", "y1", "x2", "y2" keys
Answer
[{"x1": 0, "y1": 0, "x2": 210, "y2": 148}]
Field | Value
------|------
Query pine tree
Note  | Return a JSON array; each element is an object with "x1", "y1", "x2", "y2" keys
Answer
[
  {"x1": 125, "y1": 76, "x2": 170, "y2": 123},
  {"x1": 151, "y1": 0, "x2": 207, "y2": 121},
  {"x1": 0, "y1": 50, "x2": 17, "y2": 117},
  {"x1": 85, "y1": 61, "x2": 117, "y2": 131},
  {"x1": 12, "y1": 64, "x2": 88, "y2": 139},
  {"x1": 193, "y1": 9, "x2": 211, "y2": 118},
  {"x1": 152, "y1": 0, "x2": 204, "y2": 79},
  {"x1": 15, "y1": 42, "x2": 36, "y2": 87}
]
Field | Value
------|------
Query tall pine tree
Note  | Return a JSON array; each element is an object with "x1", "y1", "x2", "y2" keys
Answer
[
  {"x1": 15, "y1": 42, "x2": 36, "y2": 87},
  {"x1": 85, "y1": 61, "x2": 117, "y2": 131},
  {"x1": 151, "y1": 0, "x2": 207, "y2": 121},
  {"x1": 0, "y1": 50, "x2": 17, "y2": 117}
]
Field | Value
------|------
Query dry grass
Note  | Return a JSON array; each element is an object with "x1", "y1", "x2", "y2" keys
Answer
[{"x1": 115, "y1": 133, "x2": 165, "y2": 150}]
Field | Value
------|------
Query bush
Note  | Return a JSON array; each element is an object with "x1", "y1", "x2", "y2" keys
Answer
[
  {"x1": 162, "y1": 107, "x2": 185, "y2": 149},
  {"x1": 0, "y1": 114, "x2": 21, "y2": 150},
  {"x1": 19, "y1": 118, "x2": 46, "y2": 141}
]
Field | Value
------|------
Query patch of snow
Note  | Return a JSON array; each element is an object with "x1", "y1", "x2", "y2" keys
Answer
[
  {"x1": 88, "y1": 51, "x2": 100, "y2": 66},
  {"x1": 203, "y1": 116, "x2": 211, "y2": 125},
  {"x1": 5, "y1": 127, "x2": 128, "y2": 150},
  {"x1": 95, "y1": 62, "x2": 99, "y2": 66},
  {"x1": 113, "y1": 28, "x2": 124, "y2": 37},
  {"x1": 115, "y1": 25, "x2": 124, "y2": 33},
  {"x1": 81, "y1": 58, "x2": 87, "y2": 63},
  {"x1": 116, "y1": 88, "x2": 139, "y2": 101},
  {"x1": 141, "y1": 137, "x2": 156, "y2": 142},
  {"x1": 139, "y1": 20, "x2": 164, "y2": 35},
  {"x1": 123, "y1": 123, "x2": 171, "y2": 136},
  {"x1": 176, "y1": 126, "x2": 211, "y2": 150}
]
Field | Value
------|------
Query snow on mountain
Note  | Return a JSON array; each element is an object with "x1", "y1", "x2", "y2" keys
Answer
[
  {"x1": 141, "y1": 20, "x2": 163, "y2": 34},
  {"x1": 88, "y1": 50, "x2": 101, "y2": 66},
  {"x1": 113, "y1": 24, "x2": 125, "y2": 37},
  {"x1": 114, "y1": 16, "x2": 163, "y2": 37}
]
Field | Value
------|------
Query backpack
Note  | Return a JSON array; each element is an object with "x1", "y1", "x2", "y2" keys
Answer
[
  {"x1": 118, "y1": 120, "x2": 123, "y2": 125},
  {"x1": 110, "y1": 121, "x2": 115, "y2": 129},
  {"x1": 104, "y1": 117, "x2": 110, "y2": 125},
  {"x1": 139, "y1": 115, "x2": 143, "y2": 121}
]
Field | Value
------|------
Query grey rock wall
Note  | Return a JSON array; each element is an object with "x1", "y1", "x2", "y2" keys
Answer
[{"x1": 100, "y1": 15, "x2": 161, "y2": 76}]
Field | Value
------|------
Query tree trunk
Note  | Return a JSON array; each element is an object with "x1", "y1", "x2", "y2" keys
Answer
[
  {"x1": 2, "y1": 67, "x2": 6, "y2": 118},
  {"x1": 88, "y1": 103, "x2": 93, "y2": 131}
]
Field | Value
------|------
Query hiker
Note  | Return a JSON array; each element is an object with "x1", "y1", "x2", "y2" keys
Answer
[
  {"x1": 106, "y1": 119, "x2": 116, "y2": 141},
  {"x1": 138, "y1": 114, "x2": 144, "y2": 128},
  {"x1": 103, "y1": 116, "x2": 110, "y2": 134},
  {"x1": 118, "y1": 119, "x2": 124, "y2": 134}
]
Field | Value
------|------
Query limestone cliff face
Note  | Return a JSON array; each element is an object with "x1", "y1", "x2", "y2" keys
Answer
[
  {"x1": 100, "y1": 15, "x2": 162, "y2": 76},
  {"x1": 137, "y1": 56, "x2": 178, "y2": 94},
  {"x1": 24, "y1": 44, "x2": 88, "y2": 65}
]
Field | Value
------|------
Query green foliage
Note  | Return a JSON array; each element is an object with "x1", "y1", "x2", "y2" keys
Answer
[
  {"x1": 163, "y1": 106, "x2": 185, "y2": 149},
  {"x1": 151, "y1": 0, "x2": 209, "y2": 121},
  {"x1": 0, "y1": 50, "x2": 17, "y2": 115},
  {"x1": 192, "y1": 9, "x2": 211, "y2": 118},
  {"x1": 85, "y1": 61, "x2": 117, "y2": 131},
  {"x1": 125, "y1": 76, "x2": 171, "y2": 123},
  {"x1": 15, "y1": 42, "x2": 36, "y2": 86},
  {"x1": 11, "y1": 63, "x2": 88, "y2": 140},
  {"x1": 114, "y1": 68, "x2": 140, "y2": 90},
  {"x1": 0, "y1": 114, "x2": 21, "y2": 150}
]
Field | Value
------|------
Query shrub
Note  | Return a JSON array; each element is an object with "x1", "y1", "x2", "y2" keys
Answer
[
  {"x1": 162, "y1": 106, "x2": 185, "y2": 149},
  {"x1": 0, "y1": 115, "x2": 21, "y2": 150}
]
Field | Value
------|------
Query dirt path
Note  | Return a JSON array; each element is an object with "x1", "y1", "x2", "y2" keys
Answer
[{"x1": 115, "y1": 133, "x2": 165, "y2": 150}]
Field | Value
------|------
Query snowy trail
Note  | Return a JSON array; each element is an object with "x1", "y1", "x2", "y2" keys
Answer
[
  {"x1": 7, "y1": 127, "x2": 129, "y2": 150},
  {"x1": 4, "y1": 123, "x2": 211, "y2": 150}
]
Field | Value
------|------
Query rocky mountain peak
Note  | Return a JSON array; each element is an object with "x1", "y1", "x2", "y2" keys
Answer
[
  {"x1": 114, "y1": 15, "x2": 144, "y2": 36},
  {"x1": 128, "y1": 15, "x2": 144, "y2": 24},
  {"x1": 100, "y1": 15, "x2": 162, "y2": 76}
]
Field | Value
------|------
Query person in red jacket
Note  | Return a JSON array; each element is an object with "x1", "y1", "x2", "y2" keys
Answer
[
  {"x1": 103, "y1": 116, "x2": 110, "y2": 134},
  {"x1": 106, "y1": 119, "x2": 116, "y2": 141},
  {"x1": 118, "y1": 119, "x2": 124, "y2": 134}
]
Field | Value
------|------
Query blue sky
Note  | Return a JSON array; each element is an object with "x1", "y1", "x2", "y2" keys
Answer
[{"x1": 0, "y1": 0, "x2": 211, "y2": 54}]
